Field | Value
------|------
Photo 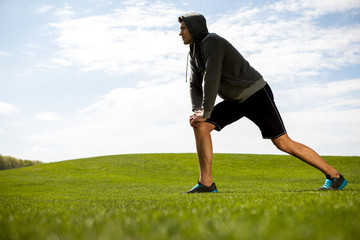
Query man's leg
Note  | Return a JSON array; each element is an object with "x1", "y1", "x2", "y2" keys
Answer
[
  {"x1": 271, "y1": 133, "x2": 340, "y2": 178},
  {"x1": 193, "y1": 122, "x2": 216, "y2": 187}
]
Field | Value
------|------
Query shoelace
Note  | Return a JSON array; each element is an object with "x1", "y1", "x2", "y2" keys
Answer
[{"x1": 322, "y1": 179, "x2": 333, "y2": 188}]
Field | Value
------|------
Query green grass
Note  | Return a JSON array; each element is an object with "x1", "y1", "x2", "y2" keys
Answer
[{"x1": 0, "y1": 153, "x2": 359, "y2": 240}]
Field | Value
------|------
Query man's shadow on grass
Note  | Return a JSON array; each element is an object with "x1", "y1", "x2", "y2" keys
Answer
[{"x1": 214, "y1": 188, "x2": 356, "y2": 194}]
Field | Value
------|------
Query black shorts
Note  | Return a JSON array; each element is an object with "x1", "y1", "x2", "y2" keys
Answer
[{"x1": 205, "y1": 84, "x2": 287, "y2": 139}]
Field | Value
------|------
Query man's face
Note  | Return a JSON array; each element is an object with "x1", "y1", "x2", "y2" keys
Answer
[{"x1": 179, "y1": 21, "x2": 192, "y2": 45}]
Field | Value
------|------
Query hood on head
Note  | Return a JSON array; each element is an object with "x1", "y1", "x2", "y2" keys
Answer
[{"x1": 178, "y1": 13, "x2": 208, "y2": 43}]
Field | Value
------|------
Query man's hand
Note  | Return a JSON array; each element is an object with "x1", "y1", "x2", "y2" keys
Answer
[{"x1": 189, "y1": 111, "x2": 206, "y2": 128}]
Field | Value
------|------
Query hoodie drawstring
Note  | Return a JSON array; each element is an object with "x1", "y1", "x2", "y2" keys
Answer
[
  {"x1": 185, "y1": 42, "x2": 196, "y2": 82},
  {"x1": 186, "y1": 52, "x2": 189, "y2": 82}
]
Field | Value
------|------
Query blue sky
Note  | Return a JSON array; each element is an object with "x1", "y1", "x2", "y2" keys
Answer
[{"x1": 1, "y1": 0, "x2": 360, "y2": 162}]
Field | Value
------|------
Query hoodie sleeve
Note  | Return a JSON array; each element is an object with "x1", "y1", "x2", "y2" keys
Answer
[
  {"x1": 201, "y1": 36, "x2": 225, "y2": 119},
  {"x1": 189, "y1": 57, "x2": 204, "y2": 112}
]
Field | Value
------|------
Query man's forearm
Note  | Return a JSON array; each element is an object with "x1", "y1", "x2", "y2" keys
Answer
[{"x1": 190, "y1": 84, "x2": 203, "y2": 112}]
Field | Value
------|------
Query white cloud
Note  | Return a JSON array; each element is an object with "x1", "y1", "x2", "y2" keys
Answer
[
  {"x1": 44, "y1": 0, "x2": 359, "y2": 82},
  {"x1": 15, "y1": 147, "x2": 53, "y2": 162},
  {"x1": 26, "y1": 43, "x2": 44, "y2": 50},
  {"x1": 47, "y1": 1, "x2": 185, "y2": 76},
  {"x1": 54, "y1": 5, "x2": 74, "y2": 20},
  {"x1": 0, "y1": 102, "x2": 19, "y2": 115},
  {"x1": 0, "y1": 51, "x2": 12, "y2": 57},
  {"x1": 25, "y1": 43, "x2": 45, "y2": 55},
  {"x1": 275, "y1": 78, "x2": 360, "y2": 112},
  {"x1": 34, "y1": 5, "x2": 55, "y2": 14},
  {"x1": 210, "y1": 1, "x2": 360, "y2": 82},
  {"x1": 26, "y1": 80, "x2": 193, "y2": 161},
  {"x1": 282, "y1": 109, "x2": 360, "y2": 155},
  {"x1": 50, "y1": 58, "x2": 73, "y2": 67},
  {"x1": 90, "y1": 0, "x2": 113, "y2": 8},
  {"x1": 268, "y1": 0, "x2": 360, "y2": 17},
  {"x1": 35, "y1": 112, "x2": 63, "y2": 121}
]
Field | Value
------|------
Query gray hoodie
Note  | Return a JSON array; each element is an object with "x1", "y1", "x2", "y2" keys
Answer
[{"x1": 179, "y1": 13, "x2": 267, "y2": 118}]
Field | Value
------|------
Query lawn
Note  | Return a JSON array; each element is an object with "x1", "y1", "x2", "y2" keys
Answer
[{"x1": 0, "y1": 153, "x2": 359, "y2": 240}]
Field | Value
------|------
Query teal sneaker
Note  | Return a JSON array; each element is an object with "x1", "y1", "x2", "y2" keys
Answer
[
  {"x1": 318, "y1": 174, "x2": 347, "y2": 190},
  {"x1": 183, "y1": 181, "x2": 218, "y2": 194}
]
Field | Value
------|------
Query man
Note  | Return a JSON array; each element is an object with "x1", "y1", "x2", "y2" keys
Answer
[{"x1": 178, "y1": 13, "x2": 347, "y2": 193}]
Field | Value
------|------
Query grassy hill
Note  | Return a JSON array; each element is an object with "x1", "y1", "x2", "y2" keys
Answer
[{"x1": 0, "y1": 153, "x2": 359, "y2": 240}]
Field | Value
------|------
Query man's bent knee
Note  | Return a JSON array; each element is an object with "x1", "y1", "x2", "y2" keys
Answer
[
  {"x1": 271, "y1": 134, "x2": 293, "y2": 153},
  {"x1": 193, "y1": 122, "x2": 216, "y2": 135}
]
